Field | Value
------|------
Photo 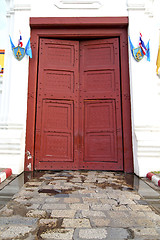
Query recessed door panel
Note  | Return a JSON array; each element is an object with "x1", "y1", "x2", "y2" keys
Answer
[
  {"x1": 84, "y1": 70, "x2": 115, "y2": 93},
  {"x1": 44, "y1": 70, "x2": 74, "y2": 94},
  {"x1": 41, "y1": 100, "x2": 73, "y2": 162},
  {"x1": 84, "y1": 100, "x2": 117, "y2": 162}
]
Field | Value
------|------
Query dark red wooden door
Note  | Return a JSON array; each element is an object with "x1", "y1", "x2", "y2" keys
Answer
[
  {"x1": 79, "y1": 39, "x2": 123, "y2": 170},
  {"x1": 35, "y1": 38, "x2": 123, "y2": 170},
  {"x1": 35, "y1": 39, "x2": 79, "y2": 170}
]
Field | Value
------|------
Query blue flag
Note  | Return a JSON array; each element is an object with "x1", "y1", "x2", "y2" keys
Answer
[
  {"x1": 9, "y1": 35, "x2": 15, "y2": 50},
  {"x1": 146, "y1": 40, "x2": 150, "y2": 62},
  {"x1": 25, "y1": 38, "x2": 32, "y2": 58},
  {"x1": 128, "y1": 36, "x2": 134, "y2": 58}
]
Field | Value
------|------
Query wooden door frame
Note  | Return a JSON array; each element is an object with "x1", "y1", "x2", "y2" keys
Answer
[{"x1": 24, "y1": 17, "x2": 133, "y2": 173}]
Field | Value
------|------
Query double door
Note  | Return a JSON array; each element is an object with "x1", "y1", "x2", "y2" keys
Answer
[{"x1": 35, "y1": 38, "x2": 123, "y2": 170}]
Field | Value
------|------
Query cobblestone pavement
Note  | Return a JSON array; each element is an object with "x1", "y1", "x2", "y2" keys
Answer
[{"x1": 0, "y1": 171, "x2": 160, "y2": 239}]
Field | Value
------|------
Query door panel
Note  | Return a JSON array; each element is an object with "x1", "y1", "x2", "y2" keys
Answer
[
  {"x1": 84, "y1": 100, "x2": 117, "y2": 162},
  {"x1": 79, "y1": 39, "x2": 123, "y2": 170},
  {"x1": 84, "y1": 70, "x2": 115, "y2": 93},
  {"x1": 41, "y1": 100, "x2": 73, "y2": 162},
  {"x1": 35, "y1": 39, "x2": 79, "y2": 170}
]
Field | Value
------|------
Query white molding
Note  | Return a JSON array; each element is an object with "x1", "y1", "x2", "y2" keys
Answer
[
  {"x1": 6, "y1": 4, "x2": 31, "y2": 16},
  {"x1": 127, "y1": 0, "x2": 154, "y2": 16},
  {"x1": 135, "y1": 126, "x2": 160, "y2": 157},
  {"x1": 14, "y1": 4, "x2": 31, "y2": 11},
  {"x1": 127, "y1": 0, "x2": 145, "y2": 11},
  {"x1": 134, "y1": 125, "x2": 160, "y2": 176},
  {"x1": 0, "y1": 125, "x2": 25, "y2": 174},
  {"x1": 137, "y1": 144, "x2": 160, "y2": 158},
  {"x1": 6, "y1": 8, "x2": 14, "y2": 17},
  {"x1": 0, "y1": 128, "x2": 21, "y2": 155},
  {"x1": 54, "y1": 0, "x2": 102, "y2": 9},
  {"x1": 145, "y1": 0, "x2": 154, "y2": 17},
  {"x1": 135, "y1": 125, "x2": 160, "y2": 132},
  {"x1": 0, "y1": 123, "x2": 23, "y2": 130}
]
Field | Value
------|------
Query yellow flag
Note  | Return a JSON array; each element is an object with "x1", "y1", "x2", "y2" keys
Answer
[{"x1": 156, "y1": 35, "x2": 160, "y2": 75}]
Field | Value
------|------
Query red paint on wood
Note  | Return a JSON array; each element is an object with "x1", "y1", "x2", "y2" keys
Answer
[
  {"x1": 79, "y1": 39, "x2": 123, "y2": 170},
  {"x1": 34, "y1": 39, "x2": 79, "y2": 170},
  {"x1": 30, "y1": 17, "x2": 128, "y2": 29},
  {"x1": 25, "y1": 17, "x2": 133, "y2": 172}
]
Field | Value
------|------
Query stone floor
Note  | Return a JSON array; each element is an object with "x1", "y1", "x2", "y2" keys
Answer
[{"x1": 0, "y1": 171, "x2": 160, "y2": 239}]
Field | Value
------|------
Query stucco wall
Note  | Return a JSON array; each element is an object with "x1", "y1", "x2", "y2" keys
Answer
[{"x1": 0, "y1": 0, "x2": 160, "y2": 176}]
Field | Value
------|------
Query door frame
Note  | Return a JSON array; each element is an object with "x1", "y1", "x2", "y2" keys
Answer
[{"x1": 25, "y1": 17, "x2": 133, "y2": 173}]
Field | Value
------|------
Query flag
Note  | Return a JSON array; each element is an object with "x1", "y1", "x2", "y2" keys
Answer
[
  {"x1": 139, "y1": 33, "x2": 147, "y2": 55},
  {"x1": 156, "y1": 37, "x2": 160, "y2": 75},
  {"x1": 129, "y1": 35, "x2": 144, "y2": 62},
  {"x1": 146, "y1": 40, "x2": 150, "y2": 62},
  {"x1": 18, "y1": 33, "x2": 23, "y2": 47},
  {"x1": 9, "y1": 35, "x2": 32, "y2": 60},
  {"x1": 9, "y1": 35, "x2": 15, "y2": 50},
  {"x1": 129, "y1": 34, "x2": 150, "y2": 62},
  {"x1": 128, "y1": 36, "x2": 134, "y2": 58},
  {"x1": 25, "y1": 38, "x2": 32, "y2": 58}
]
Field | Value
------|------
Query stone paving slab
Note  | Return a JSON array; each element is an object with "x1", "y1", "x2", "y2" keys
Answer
[
  {"x1": 40, "y1": 228, "x2": 74, "y2": 240},
  {"x1": 0, "y1": 225, "x2": 34, "y2": 239},
  {"x1": 0, "y1": 171, "x2": 160, "y2": 239},
  {"x1": 74, "y1": 228, "x2": 108, "y2": 240},
  {"x1": 62, "y1": 218, "x2": 91, "y2": 228},
  {"x1": 51, "y1": 209, "x2": 76, "y2": 218},
  {"x1": 42, "y1": 203, "x2": 68, "y2": 210},
  {"x1": 0, "y1": 216, "x2": 37, "y2": 225}
]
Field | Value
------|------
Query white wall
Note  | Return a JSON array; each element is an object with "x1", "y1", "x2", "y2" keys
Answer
[
  {"x1": 0, "y1": 0, "x2": 160, "y2": 176},
  {"x1": 128, "y1": 0, "x2": 160, "y2": 176},
  {"x1": 0, "y1": 0, "x2": 31, "y2": 174},
  {"x1": 31, "y1": 0, "x2": 128, "y2": 17}
]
